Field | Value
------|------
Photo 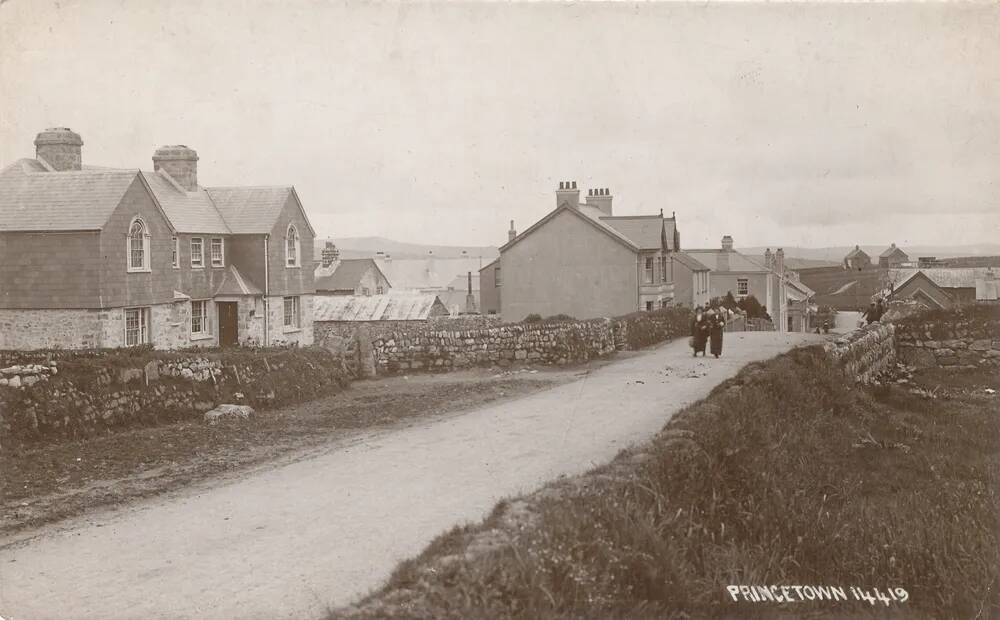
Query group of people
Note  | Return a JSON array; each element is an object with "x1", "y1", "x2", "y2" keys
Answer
[
  {"x1": 863, "y1": 300, "x2": 886, "y2": 325},
  {"x1": 690, "y1": 306, "x2": 726, "y2": 358}
]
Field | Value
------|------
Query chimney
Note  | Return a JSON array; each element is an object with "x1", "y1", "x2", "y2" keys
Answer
[
  {"x1": 321, "y1": 241, "x2": 340, "y2": 268},
  {"x1": 721, "y1": 235, "x2": 734, "y2": 251},
  {"x1": 556, "y1": 180, "x2": 580, "y2": 209},
  {"x1": 153, "y1": 145, "x2": 199, "y2": 191},
  {"x1": 775, "y1": 248, "x2": 785, "y2": 274},
  {"x1": 508, "y1": 219, "x2": 516, "y2": 243},
  {"x1": 764, "y1": 248, "x2": 774, "y2": 270},
  {"x1": 465, "y1": 271, "x2": 478, "y2": 314},
  {"x1": 34, "y1": 127, "x2": 83, "y2": 171},
  {"x1": 585, "y1": 187, "x2": 613, "y2": 216}
]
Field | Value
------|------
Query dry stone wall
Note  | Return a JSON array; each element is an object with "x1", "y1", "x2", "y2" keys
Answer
[
  {"x1": 0, "y1": 347, "x2": 350, "y2": 446},
  {"x1": 894, "y1": 306, "x2": 1000, "y2": 369},
  {"x1": 823, "y1": 323, "x2": 897, "y2": 384},
  {"x1": 315, "y1": 308, "x2": 691, "y2": 376}
]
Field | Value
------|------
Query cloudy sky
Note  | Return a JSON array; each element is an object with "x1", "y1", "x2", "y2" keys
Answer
[{"x1": 1, "y1": 1, "x2": 998, "y2": 249}]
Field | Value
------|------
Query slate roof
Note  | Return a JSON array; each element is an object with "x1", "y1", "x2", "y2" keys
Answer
[
  {"x1": 599, "y1": 215, "x2": 666, "y2": 251},
  {"x1": 880, "y1": 245, "x2": 908, "y2": 258},
  {"x1": 844, "y1": 246, "x2": 869, "y2": 259},
  {"x1": 1, "y1": 158, "x2": 315, "y2": 236},
  {"x1": 313, "y1": 292, "x2": 447, "y2": 321},
  {"x1": 683, "y1": 249, "x2": 769, "y2": 273},
  {"x1": 214, "y1": 265, "x2": 263, "y2": 296},
  {"x1": 671, "y1": 251, "x2": 711, "y2": 272},
  {"x1": 206, "y1": 186, "x2": 301, "y2": 235},
  {"x1": 141, "y1": 171, "x2": 230, "y2": 234},
  {"x1": 0, "y1": 159, "x2": 139, "y2": 231},
  {"x1": 314, "y1": 258, "x2": 388, "y2": 292},
  {"x1": 888, "y1": 268, "x2": 992, "y2": 289}
]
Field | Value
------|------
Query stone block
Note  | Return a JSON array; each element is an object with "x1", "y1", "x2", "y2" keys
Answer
[
  {"x1": 204, "y1": 404, "x2": 255, "y2": 424},
  {"x1": 970, "y1": 339, "x2": 991, "y2": 351}
]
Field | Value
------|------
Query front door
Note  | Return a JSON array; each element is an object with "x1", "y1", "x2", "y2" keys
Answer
[{"x1": 217, "y1": 302, "x2": 239, "y2": 347}]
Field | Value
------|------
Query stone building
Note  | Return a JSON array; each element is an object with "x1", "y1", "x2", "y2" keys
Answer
[
  {"x1": 0, "y1": 127, "x2": 317, "y2": 350},
  {"x1": 482, "y1": 181, "x2": 679, "y2": 322},
  {"x1": 843, "y1": 245, "x2": 872, "y2": 271},
  {"x1": 878, "y1": 243, "x2": 910, "y2": 268}
]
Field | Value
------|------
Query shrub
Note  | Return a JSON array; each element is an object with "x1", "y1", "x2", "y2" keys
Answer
[{"x1": 522, "y1": 313, "x2": 543, "y2": 323}]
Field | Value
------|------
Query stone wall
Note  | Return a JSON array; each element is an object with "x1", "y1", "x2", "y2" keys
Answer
[
  {"x1": 316, "y1": 308, "x2": 691, "y2": 376},
  {"x1": 824, "y1": 322, "x2": 897, "y2": 384},
  {"x1": 0, "y1": 309, "x2": 104, "y2": 349},
  {"x1": 0, "y1": 346, "x2": 349, "y2": 447},
  {"x1": 894, "y1": 305, "x2": 1000, "y2": 369}
]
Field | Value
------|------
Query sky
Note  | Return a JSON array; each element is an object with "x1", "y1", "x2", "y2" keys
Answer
[{"x1": 1, "y1": 1, "x2": 998, "y2": 249}]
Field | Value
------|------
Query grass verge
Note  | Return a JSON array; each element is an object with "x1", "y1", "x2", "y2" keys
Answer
[{"x1": 332, "y1": 346, "x2": 1000, "y2": 619}]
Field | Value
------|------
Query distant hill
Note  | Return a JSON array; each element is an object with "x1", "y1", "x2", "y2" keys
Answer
[
  {"x1": 744, "y1": 255, "x2": 841, "y2": 270},
  {"x1": 740, "y1": 244, "x2": 1000, "y2": 263},
  {"x1": 315, "y1": 236, "x2": 499, "y2": 261}
]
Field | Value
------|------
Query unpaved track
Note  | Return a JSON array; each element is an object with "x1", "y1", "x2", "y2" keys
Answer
[{"x1": 0, "y1": 332, "x2": 822, "y2": 620}]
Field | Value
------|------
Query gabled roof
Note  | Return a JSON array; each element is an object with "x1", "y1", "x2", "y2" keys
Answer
[
  {"x1": 141, "y1": 171, "x2": 231, "y2": 234},
  {"x1": 890, "y1": 271, "x2": 952, "y2": 307},
  {"x1": 844, "y1": 246, "x2": 869, "y2": 259},
  {"x1": 1, "y1": 158, "x2": 316, "y2": 236},
  {"x1": 314, "y1": 258, "x2": 389, "y2": 292},
  {"x1": 880, "y1": 245, "x2": 908, "y2": 258},
  {"x1": 785, "y1": 278, "x2": 815, "y2": 301},
  {"x1": 214, "y1": 265, "x2": 263, "y2": 296},
  {"x1": 501, "y1": 204, "x2": 639, "y2": 254},
  {"x1": 205, "y1": 186, "x2": 314, "y2": 236},
  {"x1": 0, "y1": 159, "x2": 140, "y2": 231},
  {"x1": 671, "y1": 251, "x2": 710, "y2": 272},
  {"x1": 683, "y1": 249, "x2": 769, "y2": 273},
  {"x1": 313, "y1": 292, "x2": 447, "y2": 321},
  {"x1": 888, "y1": 267, "x2": 992, "y2": 289},
  {"x1": 599, "y1": 215, "x2": 667, "y2": 251}
]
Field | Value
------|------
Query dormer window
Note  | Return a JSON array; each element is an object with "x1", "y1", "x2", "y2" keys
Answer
[
  {"x1": 286, "y1": 224, "x2": 300, "y2": 267},
  {"x1": 127, "y1": 217, "x2": 151, "y2": 272}
]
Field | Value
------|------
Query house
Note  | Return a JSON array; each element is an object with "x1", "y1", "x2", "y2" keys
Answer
[
  {"x1": 684, "y1": 240, "x2": 814, "y2": 332},
  {"x1": 878, "y1": 243, "x2": 910, "y2": 268},
  {"x1": 480, "y1": 258, "x2": 500, "y2": 315},
  {"x1": 887, "y1": 271, "x2": 954, "y2": 309},
  {"x1": 670, "y1": 252, "x2": 711, "y2": 309},
  {"x1": 482, "y1": 181, "x2": 678, "y2": 322},
  {"x1": 887, "y1": 267, "x2": 999, "y2": 304},
  {"x1": 314, "y1": 258, "x2": 390, "y2": 296},
  {"x1": 976, "y1": 268, "x2": 1000, "y2": 303},
  {"x1": 843, "y1": 245, "x2": 872, "y2": 271},
  {"x1": 0, "y1": 127, "x2": 316, "y2": 350}
]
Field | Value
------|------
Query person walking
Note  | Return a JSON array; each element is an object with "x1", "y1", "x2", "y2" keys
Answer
[
  {"x1": 709, "y1": 308, "x2": 725, "y2": 358},
  {"x1": 691, "y1": 306, "x2": 709, "y2": 357}
]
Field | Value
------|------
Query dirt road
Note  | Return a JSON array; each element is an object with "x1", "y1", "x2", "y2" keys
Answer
[{"x1": 0, "y1": 332, "x2": 822, "y2": 620}]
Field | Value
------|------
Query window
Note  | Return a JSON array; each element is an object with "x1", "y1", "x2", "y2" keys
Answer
[
  {"x1": 737, "y1": 278, "x2": 749, "y2": 297},
  {"x1": 376, "y1": 286, "x2": 384, "y2": 295},
  {"x1": 127, "y1": 218, "x2": 150, "y2": 272},
  {"x1": 362, "y1": 287, "x2": 371, "y2": 296},
  {"x1": 644, "y1": 257, "x2": 654, "y2": 284},
  {"x1": 660, "y1": 256, "x2": 668, "y2": 283},
  {"x1": 494, "y1": 266, "x2": 502, "y2": 287},
  {"x1": 191, "y1": 237, "x2": 204, "y2": 268},
  {"x1": 171, "y1": 237, "x2": 179, "y2": 268},
  {"x1": 660, "y1": 299, "x2": 669, "y2": 309},
  {"x1": 124, "y1": 307, "x2": 149, "y2": 346},
  {"x1": 210, "y1": 238, "x2": 224, "y2": 267},
  {"x1": 191, "y1": 300, "x2": 211, "y2": 337},
  {"x1": 645, "y1": 301, "x2": 654, "y2": 311},
  {"x1": 283, "y1": 296, "x2": 300, "y2": 329},
  {"x1": 286, "y1": 224, "x2": 300, "y2": 267}
]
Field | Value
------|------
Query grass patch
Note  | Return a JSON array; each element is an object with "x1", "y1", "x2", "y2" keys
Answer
[{"x1": 333, "y1": 346, "x2": 1000, "y2": 619}]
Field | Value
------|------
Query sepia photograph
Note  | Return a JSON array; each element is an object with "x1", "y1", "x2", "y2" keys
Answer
[{"x1": 1, "y1": 1, "x2": 998, "y2": 618}]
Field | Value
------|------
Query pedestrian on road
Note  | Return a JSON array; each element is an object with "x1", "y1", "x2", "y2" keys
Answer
[
  {"x1": 709, "y1": 309, "x2": 725, "y2": 358},
  {"x1": 691, "y1": 306, "x2": 709, "y2": 357}
]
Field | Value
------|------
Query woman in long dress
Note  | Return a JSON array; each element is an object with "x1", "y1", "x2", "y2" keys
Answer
[
  {"x1": 709, "y1": 309, "x2": 725, "y2": 358},
  {"x1": 691, "y1": 306, "x2": 709, "y2": 357}
]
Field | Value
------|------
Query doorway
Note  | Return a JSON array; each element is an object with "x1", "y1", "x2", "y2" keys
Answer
[{"x1": 217, "y1": 302, "x2": 239, "y2": 347}]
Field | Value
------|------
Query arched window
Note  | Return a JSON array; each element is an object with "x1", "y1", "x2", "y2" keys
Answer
[
  {"x1": 127, "y1": 217, "x2": 151, "y2": 272},
  {"x1": 286, "y1": 224, "x2": 300, "y2": 267}
]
